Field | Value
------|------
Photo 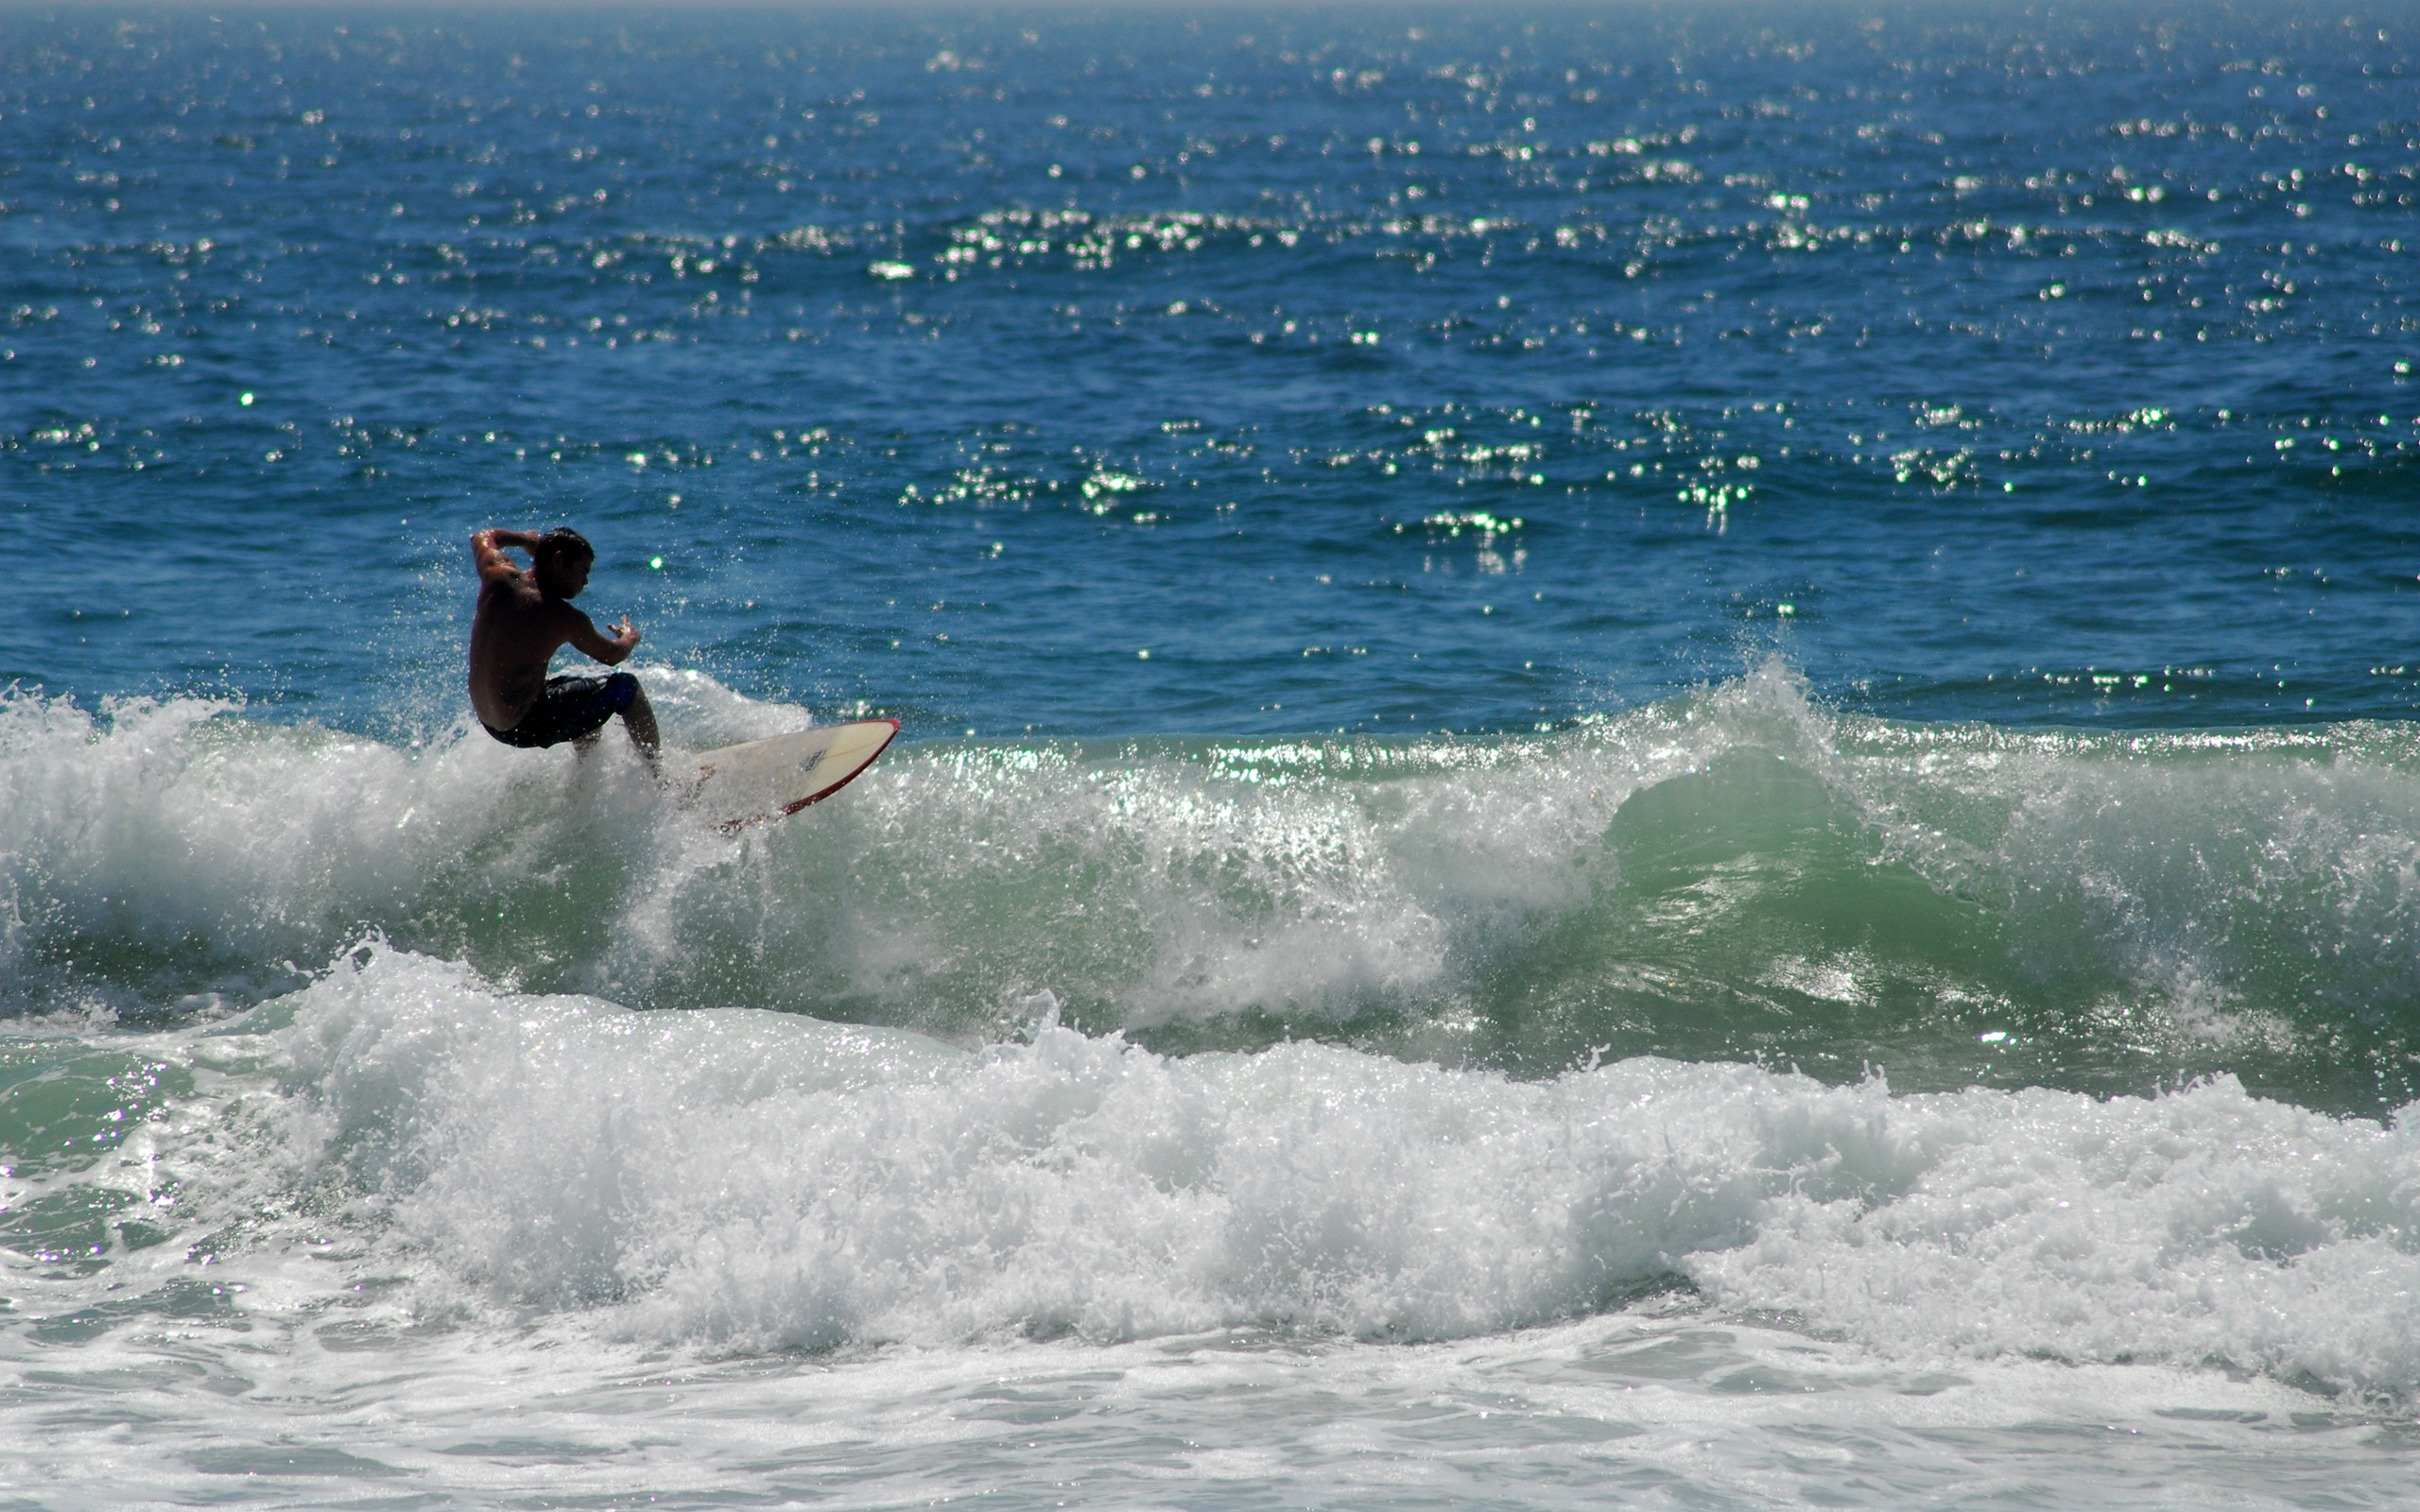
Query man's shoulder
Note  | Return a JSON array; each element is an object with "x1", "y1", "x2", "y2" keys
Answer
[
  {"x1": 505, "y1": 587, "x2": 593, "y2": 631},
  {"x1": 477, "y1": 564, "x2": 540, "y2": 600}
]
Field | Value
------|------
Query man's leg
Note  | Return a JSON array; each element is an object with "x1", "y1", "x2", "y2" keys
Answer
[{"x1": 620, "y1": 682, "x2": 662, "y2": 772}]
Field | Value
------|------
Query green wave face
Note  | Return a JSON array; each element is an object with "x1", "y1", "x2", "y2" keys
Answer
[{"x1": 5, "y1": 665, "x2": 2418, "y2": 1114}]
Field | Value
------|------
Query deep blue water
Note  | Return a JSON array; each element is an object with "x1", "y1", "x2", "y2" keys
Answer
[
  {"x1": 7, "y1": 3, "x2": 2419, "y2": 738},
  {"x1": 8, "y1": 9, "x2": 2420, "y2": 1509}
]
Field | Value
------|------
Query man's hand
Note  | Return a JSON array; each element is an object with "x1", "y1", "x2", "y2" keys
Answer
[{"x1": 613, "y1": 616, "x2": 642, "y2": 653}]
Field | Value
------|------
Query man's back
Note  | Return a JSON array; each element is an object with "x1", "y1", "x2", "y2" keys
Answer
[{"x1": 467, "y1": 563, "x2": 579, "y2": 730}]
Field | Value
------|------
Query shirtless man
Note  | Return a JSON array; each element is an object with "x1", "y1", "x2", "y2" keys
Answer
[{"x1": 468, "y1": 527, "x2": 661, "y2": 769}]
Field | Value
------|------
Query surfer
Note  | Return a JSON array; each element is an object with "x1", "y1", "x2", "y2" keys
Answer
[{"x1": 467, "y1": 526, "x2": 661, "y2": 771}]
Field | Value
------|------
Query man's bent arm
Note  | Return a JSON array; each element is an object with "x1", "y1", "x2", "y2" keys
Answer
[
  {"x1": 471, "y1": 527, "x2": 542, "y2": 583},
  {"x1": 562, "y1": 606, "x2": 640, "y2": 665}
]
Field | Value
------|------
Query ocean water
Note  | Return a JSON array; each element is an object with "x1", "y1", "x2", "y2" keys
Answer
[{"x1": 6, "y1": 5, "x2": 2420, "y2": 1506}]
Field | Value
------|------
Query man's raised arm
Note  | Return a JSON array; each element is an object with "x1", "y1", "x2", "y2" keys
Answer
[{"x1": 471, "y1": 527, "x2": 541, "y2": 584}]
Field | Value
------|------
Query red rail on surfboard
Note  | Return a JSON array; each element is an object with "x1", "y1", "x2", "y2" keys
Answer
[{"x1": 688, "y1": 718, "x2": 900, "y2": 832}]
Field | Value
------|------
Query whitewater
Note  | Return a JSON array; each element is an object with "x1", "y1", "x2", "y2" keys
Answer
[{"x1": 6, "y1": 664, "x2": 2419, "y2": 1504}]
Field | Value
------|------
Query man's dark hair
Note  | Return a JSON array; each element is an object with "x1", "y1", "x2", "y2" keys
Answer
[{"x1": 537, "y1": 527, "x2": 594, "y2": 567}]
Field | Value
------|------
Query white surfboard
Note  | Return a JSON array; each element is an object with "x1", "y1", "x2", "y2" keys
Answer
[{"x1": 689, "y1": 719, "x2": 899, "y2": 831}]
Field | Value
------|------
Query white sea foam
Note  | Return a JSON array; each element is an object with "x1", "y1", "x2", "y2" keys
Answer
[
  {"x1": 108, "y1": 944, "x2": 2381, "y2": 1402},
  {"x1": 13, "y1": 671, "x2": 2415, "y2": 1512}
]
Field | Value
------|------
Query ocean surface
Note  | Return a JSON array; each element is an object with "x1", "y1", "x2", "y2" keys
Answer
[{"x1": 7, "y1": 4, "x2": 2420, "y2": 1505}]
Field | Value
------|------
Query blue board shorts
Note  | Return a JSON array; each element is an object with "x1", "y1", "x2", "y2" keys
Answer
[{"x1": 483, "y1": 673, "x2": 640, "y2": 749}]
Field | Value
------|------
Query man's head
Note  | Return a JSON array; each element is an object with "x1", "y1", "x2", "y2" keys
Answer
[{"x1": 532, "y1": 528, "x2": 595, "y2": 600}]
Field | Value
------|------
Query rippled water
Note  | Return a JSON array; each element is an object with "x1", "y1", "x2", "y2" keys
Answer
[
  {"x1": 6, "y1": 6, "x2": 2420, "y2": 1508},
  {"x1": 9, "y1": 3, "x2": 2420, "y2": 734}
]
